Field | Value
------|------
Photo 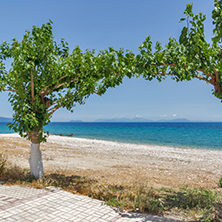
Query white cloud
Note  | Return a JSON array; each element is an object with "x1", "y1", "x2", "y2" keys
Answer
[{"x1": 173, "y1": 114, "x2": 177, "y2": 117}]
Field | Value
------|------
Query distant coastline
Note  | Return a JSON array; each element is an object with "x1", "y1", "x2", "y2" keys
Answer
[
  {"x1": 69, "y1": 117, "x2": 218, "y2": 123},
  {"x1": 0, "y1": 121, "x2": 222, "y2": 150},
  {"x1": 0, "y1": 116, "x2": 219, "y2": 123},
  {"x1": 94, "y1": 117, "x2": 190, "y2": 123},
  {"x1": 69, "y1": 117, "x2": 192, "y2": 123},
  {"x1": 0, "y1": 117, "x2": 12, "y2": 122}
]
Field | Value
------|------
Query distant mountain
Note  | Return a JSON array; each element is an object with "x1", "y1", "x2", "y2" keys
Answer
[
  {"x1": 95, "y1": 118, "x2": 130, "y2": 122},
  {"x1": 95, "y1": 117, "x2": 153, "y2": 122},
  {"x1": 0, "y1": 117, "x2": 12, "y2": 122},
  {"x1": 132, "y1": 117, "x2": 153, "y2": 122},
  {"x1": 95, "y1": 117, "x2": 191, "y2": 122},
  {"x1": 69, "y1": 120, "x2": 83, "y2": 123},
  {"x1": 158, "y1": 118, "x2": 190, "y2": 122}
]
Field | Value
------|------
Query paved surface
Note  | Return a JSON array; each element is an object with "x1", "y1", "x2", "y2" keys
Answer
[{"x1": 0, "y1": 185, "x2": 183, "y2": 222}]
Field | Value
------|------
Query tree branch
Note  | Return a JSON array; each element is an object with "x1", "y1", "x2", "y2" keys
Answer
[
  {"x1": 147, "y1": 63, "x2": 217, "y2": 87},
  {"x1": 47, "y1": 100, "x2": 61, "y2": 110},
  {"x1": 47, "y1": 97, "x2": 70, "y2": 115},
  {"x1": 41, "y1": 78, "x2": 79, "y2": 99},
  {"x1": 38, "y1": 75, "x2": 81, "y2": 100},
  {"x1": 197, "y1": 68, "x2": 214, "y2": 79},
  {"x1": 213, "y1": 68, "x2": 219, "y2": 83},
  {"x1": 168, "y1": 63, "x2": 221, "y2": 94},
  {"x1": 3, "y1": 88, "x2": 18, "y2": 92},
  {"x1": 31, "y1": 69, "x2": 34, "y2": 103},
  {"x1": 47, "y1": 95, "x2": 71, "y2": 111},
  {"x1": 38, "y1": 75, "x2": 68, "y2": 97},
  {"x1": 48, "y1": 104, "x2": 62, "y2": 116},
  {"x1": 170, "y1": 64, "x2": 214, "y2": 79},
  {"x1": 212, "y1": 68, "x2": 221, "y2": 93},
  {"x1": 155, "y1": 63, "x2": 214, "y2": 79},
  {"x1": 195, "y1": 76, "x2": 213, "y2": 84}
]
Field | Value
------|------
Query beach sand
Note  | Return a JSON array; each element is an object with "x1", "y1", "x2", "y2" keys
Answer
[{"x1": 0, "y1": 133, "x2": 221, "y2": 189}]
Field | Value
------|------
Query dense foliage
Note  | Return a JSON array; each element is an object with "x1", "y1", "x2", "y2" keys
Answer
[
  {"x1": 136, "y1": 0, "x2": 222, "y2": 100},
  {"x1": 0, "y1": 21, "x2": 135, "y2": 142}
]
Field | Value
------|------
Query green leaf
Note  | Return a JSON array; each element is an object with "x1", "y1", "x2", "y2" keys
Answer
[{"x1": 179, "y1": 18, "x2": 186, "y2": 23}]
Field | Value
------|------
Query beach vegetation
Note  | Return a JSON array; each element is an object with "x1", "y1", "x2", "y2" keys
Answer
[
  {"x1": 0, "y1": 21, "x2": 135, "y2": 179},
  {"x1": 0, "y1": 153, "x2": 27, "y2": 181},
  {"x1": 0, "y1": 152, "x2": 7, "y2": 174},
  {"x1": 219, "y1": 178, "x2": 222, "y2": 188}
]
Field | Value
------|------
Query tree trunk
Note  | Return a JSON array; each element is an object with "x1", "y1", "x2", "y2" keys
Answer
[
  {"x1": 28, "y1": 130, "x2": 44, "y2": 179},
  {"x1": 29, "y1": 143, "x2": 44, "y2": 179}
]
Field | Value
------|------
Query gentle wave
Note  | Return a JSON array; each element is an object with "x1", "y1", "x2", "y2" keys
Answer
[
  {"x1": 45, "y1": 122, "x2": 222, "y2": 150},
  {"x1": 1, "y1": 122, "x2": 222, "y2": 150}
]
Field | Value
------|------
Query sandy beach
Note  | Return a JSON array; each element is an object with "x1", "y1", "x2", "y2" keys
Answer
[{"x1": 0, "y1": 133, "x2": 221, "y2": 189}]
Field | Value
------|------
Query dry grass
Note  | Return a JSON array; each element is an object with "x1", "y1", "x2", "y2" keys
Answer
[{"x1": 0, "y1": 154, "x2": 221, "y2": 221}]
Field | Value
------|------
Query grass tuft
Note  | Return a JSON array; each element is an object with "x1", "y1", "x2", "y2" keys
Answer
[
  {"x1": 0, "y1": 153, "x2": 7, "y2": 174},
  {"x1": 163, "y1": 186, "x2": 217, "y2": 210}
]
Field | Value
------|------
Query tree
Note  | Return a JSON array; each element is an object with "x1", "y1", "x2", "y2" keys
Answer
[
  {"x1": 136, "y1": 0, "x2": 222, "y2": 100},
  {"x1": 0, "y1": 21, "x2": 135, "y2": 179}
]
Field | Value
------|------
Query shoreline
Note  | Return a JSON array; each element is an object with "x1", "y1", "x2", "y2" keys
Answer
[
  {"x1": 2, "y1": 132, "x2": 222, "y2": 152},
  {"x1": 0, "y1": 133, "x2": 222, "y2": 189}
]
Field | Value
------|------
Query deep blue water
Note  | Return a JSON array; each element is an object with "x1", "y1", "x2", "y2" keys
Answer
[{"x1": 1, "y1": 122, "x2": 222, "y2": 150}]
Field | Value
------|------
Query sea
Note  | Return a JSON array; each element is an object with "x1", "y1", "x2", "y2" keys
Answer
[{"x1": 0, "y1": 122, "x2": 222, "y2": 150}]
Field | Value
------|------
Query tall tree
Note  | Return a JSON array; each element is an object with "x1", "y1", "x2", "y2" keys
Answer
[
  {"x1": 0, "y1": 21, "x2": 135, "y2": 179},
  {"x1": 136, "y1": 0, "x2": 222, "y2": 100}
]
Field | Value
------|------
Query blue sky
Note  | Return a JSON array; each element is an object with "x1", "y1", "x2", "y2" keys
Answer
[{"x1": 1, "y1": 0, "x2": 221, "y2": 122}]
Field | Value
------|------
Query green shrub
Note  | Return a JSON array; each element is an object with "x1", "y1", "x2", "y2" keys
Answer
[{"x1": 165, "y1": 187, "x2": 217, "y2": 210}]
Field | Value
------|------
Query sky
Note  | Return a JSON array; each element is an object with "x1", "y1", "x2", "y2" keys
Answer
[{"x1": 0, "y1": 0, "x2": 221, "y2": 122}]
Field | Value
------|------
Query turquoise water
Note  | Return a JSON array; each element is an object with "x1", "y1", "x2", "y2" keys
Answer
[{"x1": 1, "y1": 122, "x2": 222, "y2": 150}]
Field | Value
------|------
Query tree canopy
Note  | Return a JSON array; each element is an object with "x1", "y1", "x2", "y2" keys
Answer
[
  {"x1": 0, "y1": 21, "x2": 135, "y2": 143},
  {"x1": 136, "y1": 0, "x2": 222, "y2": 100}
]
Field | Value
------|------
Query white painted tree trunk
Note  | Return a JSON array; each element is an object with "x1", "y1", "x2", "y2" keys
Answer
[{"x1": 29, "y1": 143, "x2": 44, "y2": 179}]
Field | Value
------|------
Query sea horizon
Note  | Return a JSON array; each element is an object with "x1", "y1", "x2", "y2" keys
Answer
[{"x1": 1, "y1": 122, "x2": 222, "y2": 151}]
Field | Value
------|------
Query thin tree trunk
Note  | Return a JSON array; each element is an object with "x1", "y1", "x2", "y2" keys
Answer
[
  {"x1": 29, "y1": 143, "x2": 44, "y2": 179},
  {"x1": 28, "y1": 130, "x2": 44, "y2": 179}
]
